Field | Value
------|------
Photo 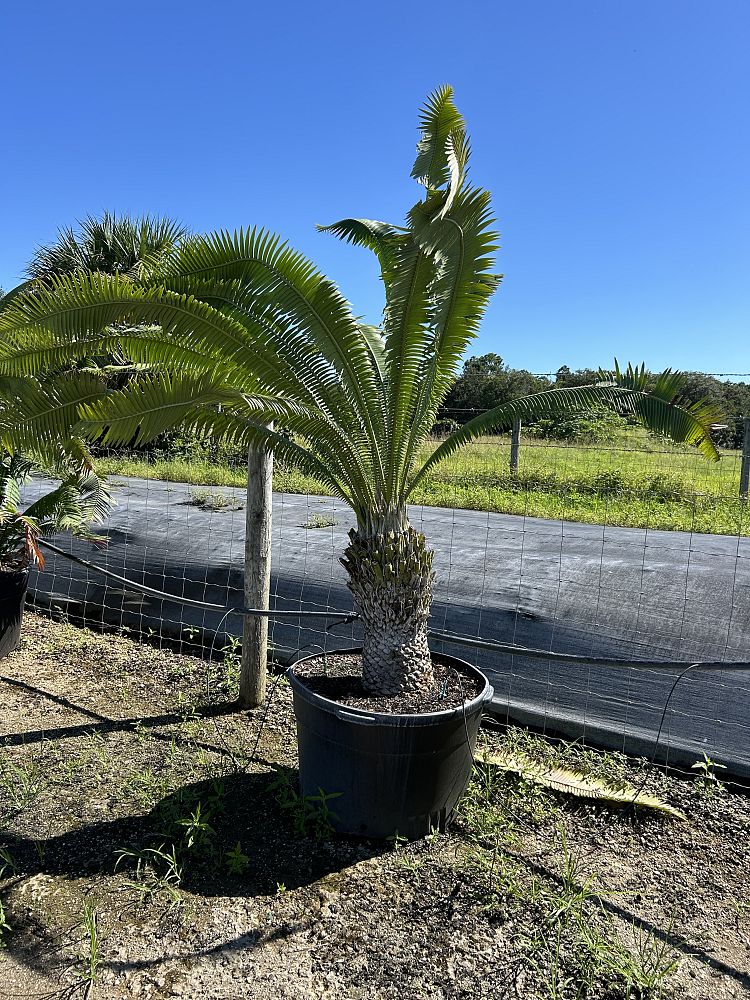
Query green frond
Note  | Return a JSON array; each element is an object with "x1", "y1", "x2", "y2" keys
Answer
[
  {"x1": 317, "y1": 219, "x2": 405, "y2": 281},
  {"x1": 78, "y1": 370, "x2": 241, "y2": 447},
  {"x1": 409, "y1": 377, "x2": 720, "y2": 494},
  {"x1": 182, "y1": 409, "x2": 358, "y2": 512},
  {"x1": 411, "y1": 85, "x2": 466, "y2": 191},
  {"x1": 163, "y1": 229, "x2": 383, "y2": 424},
  {"x1": 0, "y1": 372, "x2": 108, "y2": 463},
  {"x1": 25, "y1": 472, "x2": 111, "y2": 537},
  {"x1": 381, "y1": 239, "x2": 436, "y2": 500},
  {"x1": 26, "y1": 211, "x2": 187, "y2": 281}
]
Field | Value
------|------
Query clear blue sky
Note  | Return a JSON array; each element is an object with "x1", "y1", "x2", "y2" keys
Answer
[{"x1": 1, "y1": 1, "x2": 747, "y2": 375}]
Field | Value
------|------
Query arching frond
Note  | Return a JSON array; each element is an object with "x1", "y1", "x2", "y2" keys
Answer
[
  {"x1": 0, "y1": 372, "x2": 107, "y2": 462},
  {"x1": 408, "y1": 376, "x2": 721, "y2": 495},
  {"x1": 317, "y1": 219, "x2": 405, "y2": 283},
  {"x1": 181, "y1": 408, "x2": 357, "y2": 512},
  {"x1": 162, "y1": 228, "x2": 383, "y2": 432},
  {"x1": 78, "y1": 370, "x2": 241, "y2": 447}
]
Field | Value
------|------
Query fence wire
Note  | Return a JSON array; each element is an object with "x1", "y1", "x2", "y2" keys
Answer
[{"x1": 23, "y1": 431, "x2": 750, "y2": 779}]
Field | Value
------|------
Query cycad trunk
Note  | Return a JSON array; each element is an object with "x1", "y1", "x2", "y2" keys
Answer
[{"x1": 341, "y1": 519, "x2": 435, "y2": 696}]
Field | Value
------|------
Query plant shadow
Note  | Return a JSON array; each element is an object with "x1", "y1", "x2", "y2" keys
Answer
[{"x1": 1, "y1": 769, "x2": 384, "y2": 898}]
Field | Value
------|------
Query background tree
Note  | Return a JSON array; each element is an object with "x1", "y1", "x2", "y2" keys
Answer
[
  {"x1": 27, "y1": 212, "x2": 188, "y2": 283},
  {"x1": 442, "y1": 354, "x2": 548, "y2": 424}
]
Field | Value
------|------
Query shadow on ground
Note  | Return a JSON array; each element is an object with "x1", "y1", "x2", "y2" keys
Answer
[{"x1": 1, "y1": 771, "x2": 384, "y2": 899}]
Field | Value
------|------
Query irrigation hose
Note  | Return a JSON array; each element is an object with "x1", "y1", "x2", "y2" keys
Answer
[{"x1": 38, "y1": 538, "x2": 750, "y2": 672}]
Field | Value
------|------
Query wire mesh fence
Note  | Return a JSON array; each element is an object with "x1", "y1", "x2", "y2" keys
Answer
[{"x1": 23, "y1": 428, "x2": 750, "y2": 780}]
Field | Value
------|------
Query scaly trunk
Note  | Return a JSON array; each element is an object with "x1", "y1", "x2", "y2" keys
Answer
[{"x1": 341, "y1": 517, "x2": 435, "y2": 696}]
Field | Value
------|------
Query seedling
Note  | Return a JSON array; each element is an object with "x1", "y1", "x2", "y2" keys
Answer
[
  {"x1": 268, "y1": 773, "x2": 341, "y2": 841},
  {"x1": 75, "y1": 900, "x2": 101, "y2": 992},
  {"x1": 225, "y1": 842, "x2": 251, "y2": 875},
  {"x1": 0, "y1": 847, "x2": 18, "y2": 878},
  {"x1": 177, "y1": 802, "x2": 216, "y2": 852},
  {"x1": 0, "y1": 754, "x2": 46, "y2": 814},
  {"x1": 692, "y1": 752, "x2": 726, "y2": 794},
  {"x1": 116, "y1": 843, "x2": 184, "y2": 910},
  {"x1": 0, "y1": 898, "x2": 9, "y2": 949},
  {"x1": 221, "y1": 636, "x2": 242, "y2": 697}
]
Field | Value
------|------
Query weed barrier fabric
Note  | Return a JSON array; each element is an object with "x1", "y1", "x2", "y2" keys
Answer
[{"x1": 24, "y1": 476, "x2": 750, "y2": 776}]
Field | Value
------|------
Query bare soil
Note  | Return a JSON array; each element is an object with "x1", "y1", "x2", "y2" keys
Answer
[{"x1": 0, "y1": 612, "x2": 748, "y2": 999}]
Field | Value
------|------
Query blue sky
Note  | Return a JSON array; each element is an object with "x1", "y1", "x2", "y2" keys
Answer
[{"x1": 1, "y1": 1, "x2": 747, "y2": 375}]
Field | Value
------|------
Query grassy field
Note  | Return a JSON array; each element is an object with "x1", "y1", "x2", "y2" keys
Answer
[{"x1": 97, "y1": 428, "x2": 750, "y2": 536}]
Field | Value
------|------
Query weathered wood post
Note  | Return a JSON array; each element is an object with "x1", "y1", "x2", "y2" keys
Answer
[
  {"x1": 740, "y1": 416, "x2": 750, "y2": 501},
  {"x1": 240, "y1": 434, "x2": 274, "y2": 708},
  {"x1": 510, "y1": 417, "x2": 522, "y2": 475}
]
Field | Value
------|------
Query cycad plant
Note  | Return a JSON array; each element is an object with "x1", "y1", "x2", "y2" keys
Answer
[
  {"x1": 0, "y1": 453, "x2": 110, "y2": 573},
  {"x1": 0, "y1": 87, "x2": 719, "y2": 696}
]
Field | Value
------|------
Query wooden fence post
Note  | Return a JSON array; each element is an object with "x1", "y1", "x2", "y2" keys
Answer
[
  {"x1": 240, "y1": 434, "x2": 274, "y2": 708},
  {"x1": 740, "y1": 416, "x2": 750, "y2": 501},
  {"x1": 510, "y1": 418, "x2": 522, "y2": 475}
]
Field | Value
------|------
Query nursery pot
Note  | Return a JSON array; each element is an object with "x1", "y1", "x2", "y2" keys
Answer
[
  {"x1": 288, "y1": 649, "x2": 493, "y2": 840},
  {"x1": 0, "y1": 570, "x2": 28, "y2": 659}
]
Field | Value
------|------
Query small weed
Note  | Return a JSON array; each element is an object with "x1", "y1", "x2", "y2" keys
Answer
[
  {"x1": 730, "y1": 896, "x2": 750, "y2": 925},
  {"x1": 692, "y1": 752, "x2": 726, "y2": 795},
  {"x1": 544, "y1": 828, "x2": 603, "y2": 928},
  {"x1": 391, "y1": 848, "x2": 425, "y2": 874},
  {"x1": 188, "y1": 488, "x2": 243, "y2": 512},
  {"x1": 131, "y1": 719, "x2": 151, "y2": 744},
  {"x1": 0, "y1": 753, "x2": 46, "y2": 814},
  {"x1": 425, "y1": 824, "x2": 442, "y2": 847},
  {"x1": 177, "y1": 802, "x2": 216, "y2": 853},
  {"x1": 181, "y1": 625, "x2": 201, "y2": 648},
  {"x1": 220, "y1": 636, "x2": 242, "y2": 697},
  {"x1": 75, "y1": 900, "x2": 101, "y2": 992},
  {"x1": 300, "y1": 512, "x2": 339, "y2": 529},
  {"x1": 116, "y1": 843, "x2": 184, "y2": 910},
  {"x1": 268, "y1": 772, "x2": 341, "y2": 841},
  {"x1": 276, "y1": 882, "x2": 287, "y2": 895},
  {"x1": 0, "y1": 847, "x2": 18, "y2": 878},
  {"x1": 0, "y1": 897, "x2": 9, "y2": 948},
  {"x1": 33, "y1": 838, "x2": 48, "y2": 865},
  {"x1": 225, "y1": 842, "x2": 251, "y2": 875},
  {"x1": 599, "y1": 921, "x2": 680, "y2": 996},
  {"x1": 124, "y1": 767, "x2": 172, "y2": 810}
]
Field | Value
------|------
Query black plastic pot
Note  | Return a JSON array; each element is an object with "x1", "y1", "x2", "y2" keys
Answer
[
  {"x1": 288, "y1": 649, "x2": 494, "y2": 840},
  {"x1": 0, "y1": 571, "x2": 28, "y2": 659}
]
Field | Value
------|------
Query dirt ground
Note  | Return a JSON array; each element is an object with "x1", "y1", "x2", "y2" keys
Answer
[{"x1": 0, "y1": 612, "x2": 748, "y2": 999}]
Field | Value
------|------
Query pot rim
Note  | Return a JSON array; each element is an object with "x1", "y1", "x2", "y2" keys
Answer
[{"x1": 288, "y1": 646, "x2": 494, "y2": 725}]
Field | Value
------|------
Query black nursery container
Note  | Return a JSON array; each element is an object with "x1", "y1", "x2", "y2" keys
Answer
[
  {"x1": 288, "y1": 649, "x2": 493, "y2": 840},
  {"x1": 0, "y1": 571, "x2": 28, "y2": 659}
]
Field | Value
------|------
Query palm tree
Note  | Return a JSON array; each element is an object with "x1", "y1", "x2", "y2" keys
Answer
[
  {"x1": 0, "y1": 87, "x2": 720, "y2": 696},
  {"x1": 27, "y1": 212, "x2": 189, "y2": 283}
]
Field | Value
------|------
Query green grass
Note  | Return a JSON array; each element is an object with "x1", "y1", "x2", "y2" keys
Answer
[{"x1": 97, "y1": 428, "x2": 750, "y2": 536}]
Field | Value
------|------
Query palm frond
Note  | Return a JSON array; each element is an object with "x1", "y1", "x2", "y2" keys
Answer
[
  {"x1": 409, "y1": 376, "x2": 720, "y2": 494},
  {"x1": 317, "y1": 219, "x2": 404, "y2": 283},
  {"x1": 483, "y1": 751, "x2": 686, "y2": 820},
  {"x1": 411, "y1": 85, "x2": 465, "y2": 191},
  {"x1": 0, "y1": 372, "x2": 108, "y2": 463},
  {"x1": 162, "y1": 229, "x2": 383, "y2": 432},
  {"x1": 27, "y1": 212, "x2": 187, "y2": 281}
]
